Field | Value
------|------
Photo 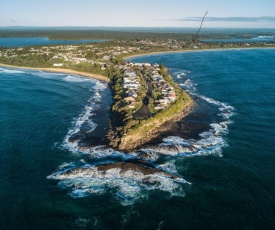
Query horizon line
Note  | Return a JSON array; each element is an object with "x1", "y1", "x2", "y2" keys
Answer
[{"x1": 1, "y1": 26, "x2": 275, "y2": 29}]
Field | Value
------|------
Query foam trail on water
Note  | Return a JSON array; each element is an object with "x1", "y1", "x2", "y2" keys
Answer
[
  {"x1": 50, "y1": 69, "x2": 235, "y2": 205},
  {"x1": 67, "y1": 145, "x2": 139, "y2": 161},
  {"x1": 139, "y1": 73, "x2": 235, "y2": 161},
  {"x1": 0, "y1": 67, "x2": 24, "y2": 74},
  {"x1": 63, "y1": 75, "x2": 95, "y2": 83},
  {"x1": 47, "y1": 161, "x2": 190, "y2": 206},
  {"x1": 62, "y1": 81, "x2": 107, "y2": 154},
  {"x1": 26, "y1": 70, "x2": 67, "y2": 80}
]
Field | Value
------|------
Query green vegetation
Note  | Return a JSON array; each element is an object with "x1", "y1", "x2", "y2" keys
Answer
[
  {"x1": 124, "y1": 68, "x2": 190, "y2": 137},
  {"x1": 1, "y1": 29, "x2": 274, "y2": 149},
  {"x1": 107, "y1": 62, "x2": 192, "y2": 150}
]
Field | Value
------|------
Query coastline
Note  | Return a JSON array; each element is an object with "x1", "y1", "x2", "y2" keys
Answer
[
  {"x1": 125, "y1": 47, "x2": 275, "y2": 60},
  {"x1": 0, "y1": 63, "x2": 110, "y2": 83},
  {"x1": 117, "y1": 100, "x2": 194, "y2": 151},
  {"x1": 2, "y1": 47, "x2": 273, "y2": 151},
  {"x1": 2, "y1": 47, "x2": 274, "y2": 80}
]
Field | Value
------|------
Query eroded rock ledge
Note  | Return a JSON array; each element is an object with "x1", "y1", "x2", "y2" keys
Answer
[{"x1": 108, "y1": 100, "x2": 194, "y2": 151}]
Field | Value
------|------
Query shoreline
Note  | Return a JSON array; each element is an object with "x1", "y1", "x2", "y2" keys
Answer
[
  {"x1": 117, "y1": 100, "x2": 194, "y2": 151},
  {"x1": 1, "y1": 47, "x2": 274, "y2": 80},
  {"x1": 125, "y1": 47, "x2": 275, "y2": 60},
  {"x1": 2, "y1": 47, "x2": 273, "y2": 150},
  {"x1": 0, "y1": 63, "x2": 110, "y2": 83}
]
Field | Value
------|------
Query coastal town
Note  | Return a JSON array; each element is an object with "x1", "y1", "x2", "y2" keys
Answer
[
  {"x1": 1, "y1": 0, "x2": 275, "y2": 226},
  {"x1": 1, "y1": 36, "x2": 275, "y2": 73},
  {"x1": 0, "y1": 35, "x2": 273, "y2": 150},
  {"x1": 0, "y1": 37, "x2": 195, "y2": 150},
  {"x1": 108, "y1": 60, "x2": 191, "y2": 150},
  {"x1": 119, "y1": 62, "x2": 176, "y2": 116}
]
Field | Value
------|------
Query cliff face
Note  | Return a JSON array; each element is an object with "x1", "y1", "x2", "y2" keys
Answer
[{"x1": 117, "y1": 100, "x2": 193, "y2": 151}]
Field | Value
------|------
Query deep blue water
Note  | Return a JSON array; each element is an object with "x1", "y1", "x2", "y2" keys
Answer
[
  {"x1": 1, "y1": 49, "x2": 275, "y2": 229},
  {"x1": 0, "y1": 37, "x2": 106, "y2": 47},
  {"x1": 202, "y1": 36, "x2": 275, "y2": 43}
]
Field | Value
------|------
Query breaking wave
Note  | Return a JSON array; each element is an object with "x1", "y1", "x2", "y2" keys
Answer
[
  {"x1": 138, "y1": 74, "x2": 235, "y2": 160},
  {"x1": 175, "y1": 70, "x2": 191, "y2": 79},
  {"x1": 48, "y1": 69, "x2": 234, "y2": 205},
  {"x1": 30, "y1": 70, "x2": 65, "y2": 79},
  {"x1": 0, "y1": 67, "x2": 24, "y2": 74},
  {"x1": 47, "y1": 161, "x2": 190, "y2": 205},
  {"x1": 63, "y1": 75, "x2": 94, "y2": 83},
  {"x1": 62, "y1": 81, "x2": 107, "y2": 154}
]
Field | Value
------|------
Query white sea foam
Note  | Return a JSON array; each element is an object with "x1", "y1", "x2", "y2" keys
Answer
[
  {"x1": 157, "y1": 161, "x2": 179, "y2": 175},
  {"x1": 0, "y1": 67, "x2": 24, "y2": 74},
  {"x1": 63, "y1": 75, "x2": 94, "y2": 83},
  {"x1": 174, "y1": 69, "x2": 190, "y2": 79},
  {"x1": 30, "y1": 70, "x2": 65, "y2": 79},
  {"x1": 53, "y1": 69, "x2": 235, "y2": 205},
  {"x1": 137, "y1": 74, "x2": 235, "y2": 160},
  {"x1": 48, "y1": 162, "x2": 190, "y2": 205},
  {"x1": 62, "y1": 81, "x2": 107, "y2": 155},
  {"x1": 180, "y1": 79, "x2": 197, "y2": 92}
]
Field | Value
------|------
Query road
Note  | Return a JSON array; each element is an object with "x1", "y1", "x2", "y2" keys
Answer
[{"x1": 133, "y1": 81, "x2": 153, "y2": 119}]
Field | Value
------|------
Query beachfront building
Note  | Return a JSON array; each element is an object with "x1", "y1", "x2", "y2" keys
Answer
[
  {"x1": 121, "y1": 69, "x2": 141, "y2": 110},
  {"x1": 53, "y1": 63, "x2": 63, "y2": 67}
]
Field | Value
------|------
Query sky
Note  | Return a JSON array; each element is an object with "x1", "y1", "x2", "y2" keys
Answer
[{"x1": 1, "y1": 0, "x2": 275, "y2": 28}]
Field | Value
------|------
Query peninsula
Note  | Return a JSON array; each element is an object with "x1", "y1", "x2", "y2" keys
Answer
[
  {"x1": 107, "y1": 62, "x2": 192, "y2": 150},
  {"x1": 1, "y1": 30, "x2": 274, "y2": 150}
]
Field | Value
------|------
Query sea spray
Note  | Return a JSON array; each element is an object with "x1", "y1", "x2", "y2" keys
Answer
[
  {"x1": 48, "y1": 161, "x2": 190, "y2": 205},
  {"x1": 62, "y1": 81, "x2": 107, "y2": 154},
  {"x1": 49, "y1": 70, "x2": 235, "y2": 205}
]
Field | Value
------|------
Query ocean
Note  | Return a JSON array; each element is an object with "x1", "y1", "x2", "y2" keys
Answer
[
  {"x1": 0, "y1": 49, "x2": 274, "y2": 229},
  {"x1": 201, "y1": 35, "x2": 275, "y2": 43}
]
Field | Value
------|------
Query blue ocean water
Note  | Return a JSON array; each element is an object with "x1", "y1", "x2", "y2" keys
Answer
[
  {"x1": 0, "y1": 37, "x2": 106, "y2": 47},
  {"x1": 202, "y1": 36, "x2": 275, "y2": 43},
  {"x1": 1, "y1": 48, "x2": 275, "y2": 229}
]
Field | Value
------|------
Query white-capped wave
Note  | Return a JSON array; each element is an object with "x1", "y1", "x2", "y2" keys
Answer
[
  {"x1": 47, "y1": 162, "x2": 190, "y2": 206},
  {"x1": 66, "y1": 145, "x2": 139, "y2": 161},
  {"x1": 62, "y1": 104, "x2": 98, "y2": 153},
  {"x1": 157, "y1": 161, "x2": 179, "y2": 175},
  {"x1": 53, "y1": 69, "x2": 235, "y2": 205},
  {"x1": 180, "y1": 79, "x2": 197, "y2": 92},
  {"x1": 30, "y1": 70, "x2": 65, "y2": 79},
  {"x1": 137, "y1": 75, "x2": 235, "y2": 160},
  {"x1": 0, "y1": 67, "x2": 24, "y2": 74},
  {"x1": 62, "y1": 81, "x2": 107, "y2": 154},
  {"x1": 173, "y1": 69, "x2": 190, "y2": 79},
  {"x1": 139, "y1": 116, "x2": 231, "y2": 159},
  {"x1": 63, "y1": 75, "x2": 95, "y2": 83},
  {"x1": 92, "y1": 81, "x2": 106, "y2": 102}
]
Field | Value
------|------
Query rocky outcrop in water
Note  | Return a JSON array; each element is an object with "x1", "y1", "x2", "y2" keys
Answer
[
  {"x1": 47, "y1": 159, "x2": 189, "y2": 204},
  {"x1": 51, "y1": 160, "x2": 179, "y2": 180}
]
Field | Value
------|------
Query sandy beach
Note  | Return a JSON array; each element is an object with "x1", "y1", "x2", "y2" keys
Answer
[
  {"x1": 1, "y1": 47, "x2": 273, "y2": 84},
  {"x1": 0, "y1": 63, "x2": 110, "y2": 83},
  {"x1": 1, "y1": 47, "x2": 274, "y2": 83},
  {"x1": 124, "y1": 47, "x2": 275, "y2": 60}
]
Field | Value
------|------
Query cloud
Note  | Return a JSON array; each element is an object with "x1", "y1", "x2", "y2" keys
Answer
[{"x1": 175, "y1": 16, "x2": 275, "y2": 22}]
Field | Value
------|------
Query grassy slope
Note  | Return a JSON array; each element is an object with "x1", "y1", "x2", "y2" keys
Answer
[{"x1": 118, "y1": 70, "x2": 193, "y2": 150}]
